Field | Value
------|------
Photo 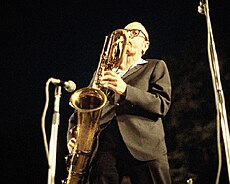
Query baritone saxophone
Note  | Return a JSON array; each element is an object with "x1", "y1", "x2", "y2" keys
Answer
[{"x1": 62, "y1": 29, "x2": 130, "y2": 184}]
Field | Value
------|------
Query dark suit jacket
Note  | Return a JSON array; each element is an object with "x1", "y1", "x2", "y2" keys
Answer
[{"x1": 68, "y1": 59, "x2": 171, "y2": 161}]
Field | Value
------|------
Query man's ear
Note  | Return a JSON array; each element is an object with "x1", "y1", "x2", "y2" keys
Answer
[{"x1": 142, "y1": 41, "x2": 150, "y2": 55}]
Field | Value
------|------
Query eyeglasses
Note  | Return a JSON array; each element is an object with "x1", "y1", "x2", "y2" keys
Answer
[{"x1": 125, "y1": 29, "x2": 148, "y2": 40}]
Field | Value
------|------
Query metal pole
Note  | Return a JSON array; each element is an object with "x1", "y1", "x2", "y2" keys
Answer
[{"x1": 47, "y1": 86, "x2": 62, "y2": 184}]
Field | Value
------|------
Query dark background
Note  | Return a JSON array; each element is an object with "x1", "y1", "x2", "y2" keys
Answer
[{"x1": 2, "y1": 0, "x2": 230, "y2": 183}]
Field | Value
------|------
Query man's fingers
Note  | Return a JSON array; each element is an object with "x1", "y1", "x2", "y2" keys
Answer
[{"x1": 68, "y1": 138, "x2": 76, "y2": 153}]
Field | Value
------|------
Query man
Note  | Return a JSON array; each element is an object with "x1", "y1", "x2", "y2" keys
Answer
[{"x1": 67, "y1": 21, "x2": 172, "y2": 184}]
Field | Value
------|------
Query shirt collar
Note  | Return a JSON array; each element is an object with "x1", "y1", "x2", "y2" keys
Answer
[
  {"x1": 130, "y1": 58, "x2": 148, "y2": 69},
  {"x1": 115, "y1": 58, "x2": 148, "y2": 77}
]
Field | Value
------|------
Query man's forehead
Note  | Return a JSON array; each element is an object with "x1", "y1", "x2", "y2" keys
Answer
[{"x1": 125, "y1": 22, "x2": 143, "y2": 29}]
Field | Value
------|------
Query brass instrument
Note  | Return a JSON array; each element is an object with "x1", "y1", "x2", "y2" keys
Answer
[{"x1": 62, "y1": 29, "x2": 130, "y2": 184}]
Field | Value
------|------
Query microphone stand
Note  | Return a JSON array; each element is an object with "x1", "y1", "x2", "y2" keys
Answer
[
  {"x1": 198, "y1": 0, "x2": 230, "y2": 182},
  {"x1": 47, "y1": 86, "x2": 62, "y2": 184}
]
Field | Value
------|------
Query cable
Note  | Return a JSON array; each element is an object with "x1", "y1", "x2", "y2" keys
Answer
[{"x1": 41, "y1": 78, "x2": 52, "y2": 165}]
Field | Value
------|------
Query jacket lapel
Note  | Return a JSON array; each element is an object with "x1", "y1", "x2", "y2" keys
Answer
[{"x1": 121, "y1": 64, "x2": 144, "y2": 80}]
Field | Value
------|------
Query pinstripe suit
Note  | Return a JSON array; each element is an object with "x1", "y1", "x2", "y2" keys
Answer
[
  {"x1": 96, "y1": 59, "x2": 171, "y2": 160},
  {"x1": 68, "y1": 58, "x2": 172, "y2": 184}
]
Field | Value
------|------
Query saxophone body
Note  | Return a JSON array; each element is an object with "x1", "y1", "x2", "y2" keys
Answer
[{"x1": 62, "y1": 29, "x2": 129, "y2": 184}]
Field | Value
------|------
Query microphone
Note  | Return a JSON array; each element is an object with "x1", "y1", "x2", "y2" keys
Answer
[
  {"x1": 50, "y1": 78, "x2": 76, "y2": 92},
  {"x1": 198, "y1": 0, "x2": 205, "y2": 15}
]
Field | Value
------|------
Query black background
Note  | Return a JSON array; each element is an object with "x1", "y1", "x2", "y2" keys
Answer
[{"x1": 2, "y1": 0, "x2": 230, "y2": 183}]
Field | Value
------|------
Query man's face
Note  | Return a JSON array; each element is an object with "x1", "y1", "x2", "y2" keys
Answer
[{"x1": 124, "y1": 23, "x2": 149, "y2": 57}]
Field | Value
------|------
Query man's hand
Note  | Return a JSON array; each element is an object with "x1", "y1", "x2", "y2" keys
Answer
[
  {"x1": 67, "y1": 138, "x2": 76, "y2": 153},
  {"x1": 101, "y1": 70, "x2": 127, "y2": 95}
]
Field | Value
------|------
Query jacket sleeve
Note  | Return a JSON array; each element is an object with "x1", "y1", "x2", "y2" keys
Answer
[{"x1": 123, "y1": 60, "x2": 171, "y2": 117}]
